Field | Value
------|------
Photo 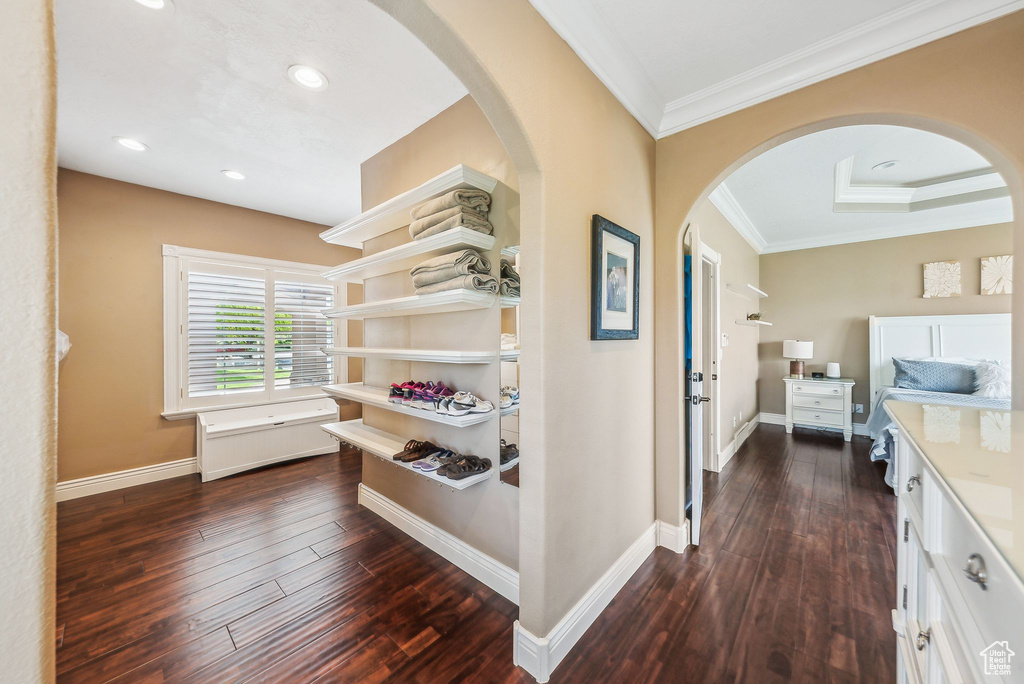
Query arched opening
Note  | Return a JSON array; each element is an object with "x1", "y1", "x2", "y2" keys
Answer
[{"x1": 672, "y1": 114, "x2": 1019, "y2": 541}]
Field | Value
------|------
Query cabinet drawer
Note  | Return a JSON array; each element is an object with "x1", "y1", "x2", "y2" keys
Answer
[
  {"x1": 898, "y1": 435, "x2": 925, "y2": 519},
  {"x1": 792, "y1": 394, "x2": 844, "y2": 411},
  {"x1": 792, "y1": 407, "x2": 844, "y2": 427},
  {"x1": 791, "y1": 382, "x2": 843, "y2": 397},
  {"x1": 934, "y1": 488, "x2": 1023, "y2": 670}
]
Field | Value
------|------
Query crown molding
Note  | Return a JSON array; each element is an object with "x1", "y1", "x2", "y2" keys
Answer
[
  {"x1": 834, "y1": 155, "x2": 1009, "y2": 211},
  {"x1": 528, "y1": 0, "x2": 665, "y2": 138},
  {"x1": 533, "y1": 0, "x2": 1024, "y2": 139},
  {"x1": 708, "y1": 183, "x2": 767, "y2": 254},
  {"x1": 761, "y1": 203, "x2": 1014, "y2": 254}
]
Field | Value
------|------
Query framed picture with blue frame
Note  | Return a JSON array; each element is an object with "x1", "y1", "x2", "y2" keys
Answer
[{"x1": 590, "y1": 214, "x2": 640, "y2": 340}]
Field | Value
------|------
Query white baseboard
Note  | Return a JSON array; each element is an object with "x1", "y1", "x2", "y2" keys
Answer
[
  {"x1": 759, "y1": 412, "x2": 869, "y2": 436},
  {"x1": 357, "y1": 484, "x2": 519, "y2": 604},
  {"x1": 55, "y1": 457, "x2": 197, "y2": 502},
  {"x1": 513, "y1": 522, "x2": 657, "y2": 682},
  {"x1": 656, "y1": 519, "x2": 689, "y2": 553},
  {"x1": 712, "y1": 414, "x2": 760, "y2": 472}
]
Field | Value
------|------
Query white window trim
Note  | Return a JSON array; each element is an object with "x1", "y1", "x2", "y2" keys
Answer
[{"x1": 161, "y1": 244, "x2": 346, "y2": 420}]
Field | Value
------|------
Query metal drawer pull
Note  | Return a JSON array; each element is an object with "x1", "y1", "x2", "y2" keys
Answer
[
  {"x1": 906, "y1": 475, "x2": 921, "y2": 492},
  {"x1": 814, "y1": 400, "x2": 821, "y2": 405},
  {"x1": 916, "y1": 629, "x2": 930, "y2": 651},
  {"x1": 964, "y1": 553, "x2": 988, "y2": 589},
  {"x1": 832, "y1": 389, "x2": 839, "y2": 394}
]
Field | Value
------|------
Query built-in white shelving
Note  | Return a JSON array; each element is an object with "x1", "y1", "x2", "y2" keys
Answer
[
  {"x1": 324, "y1": 289, "x2": 495, "y2": 320},
  {"x1": 321, "y1": 383, "x2": 496, "y2": 427},
  {"x1": 500, "y1": 245, "x2": 520, "y2": 259},
  {"x1": 500, "y1": 295, "x2": 520, "y2": 309},
  {"x1": 500, "y1": 457, "x2": 519, "y2": 473},
  {"x1": 320, "y1": 347, "x2": 496, "y2": 364},
  {"x1": 736, "y1": 319, "x2": 773, "y2": 327},
  {"x1": 499, "y1": 349, "x2": 521, "y2": 362},
  {"x1": 322, "y1": 227, "x2": 496, "y2": 283},
  {"x1": 500, "y1": 405, "x2": 520, "y2": 416},
  {"x1": 320, "y1": 165, "x2": 499, "y2": 247},
  {"x1": 726, "y1": 283, "x2": 768, "y2": 299},
  {"x1": 321, "y1": 419, "x2": 491, "y2": 489}
]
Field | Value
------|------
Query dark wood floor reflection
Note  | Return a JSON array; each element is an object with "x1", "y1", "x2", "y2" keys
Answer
[{"x1": 57, "y1": 424, "x2": 895, "y2": 682}]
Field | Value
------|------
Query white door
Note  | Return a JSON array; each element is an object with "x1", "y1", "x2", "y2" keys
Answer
[{"x1": 686, "y1": 223, "x2": 708, "y2": 545}]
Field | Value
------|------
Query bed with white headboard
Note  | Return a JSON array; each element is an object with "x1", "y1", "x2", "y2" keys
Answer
[{"x1": 868, "y1": 312, "x2": 1012, "y2": 413}]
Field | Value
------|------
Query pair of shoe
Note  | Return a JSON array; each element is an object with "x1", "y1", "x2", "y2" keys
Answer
[
  {"x1": 436, "y1": 391, "x2": 494, "y2": 416},
  {"x1": 499, "y1": 385, "x2": 520, "y2": 409},
  {"x1": 500, "y1": 439, "x2": 519, "y2": 465},
  {"x1": 432, "y1": 453, "x2": 492, "y2": 480},
  {"x1": 388, "y1": 381, "x2": 455, "y2": 409}
]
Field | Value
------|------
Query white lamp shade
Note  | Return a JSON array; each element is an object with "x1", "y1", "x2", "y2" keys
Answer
[{"x1": 783, "y1": 339, "x2": 813, "y2": 359}]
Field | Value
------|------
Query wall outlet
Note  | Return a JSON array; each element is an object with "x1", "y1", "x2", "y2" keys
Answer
[
  {"x1": 853, "y1": 403, "x2": 864, "y2": 414},
  {"x1": 721, "y1": 333, "x2": 730, "y2": 348}
]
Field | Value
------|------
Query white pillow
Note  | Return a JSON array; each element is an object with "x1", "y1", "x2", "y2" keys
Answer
[{"x1": 974, "y1": 362, "x2": 1012, "y2": 399}]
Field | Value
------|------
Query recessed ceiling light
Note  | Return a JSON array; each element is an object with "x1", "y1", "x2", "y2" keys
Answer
[
  {"x1": 221, "y1": 170, "x2": 246, "y2": 180},
  {"x1": 287, "y1": 65, "x2": 329, "y2": 91},
  {"x1": 872, "y1": 160, "x2": 899, "y2": 170},
  {"x1": 113, "y1": 136, "x2": 148, "y2": 152},
  {"x1": 133, "y1": 0, "x2": 172, "y2": 9}
]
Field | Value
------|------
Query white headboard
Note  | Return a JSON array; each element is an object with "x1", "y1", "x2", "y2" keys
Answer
[{"x1": 868, "y1": 313, "x2": 1011, "y2": 408}]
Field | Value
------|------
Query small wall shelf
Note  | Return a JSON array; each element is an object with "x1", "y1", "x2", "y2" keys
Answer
[
  {"x1": 321, "y1": 419, "x2": 491, "y2": 489},
  {"x1": 736, "y1": 319, "x2": 773, "y2": 327},
  {"x1": 500, "y1": 405, "x2": 519, "y2": 416},
  {"x1": 499, "y1": 349, "x2": 521, "y2": 362},
  {"x1": 322, "y1": 227, "x2": 496, "y2": 283},
  {"x1": 500, "y1": 245, "x2": 520, "y2": 259},
  {"x1": 500, "y1": 295, "x2": 521, "y2": 309},
  {"x1": 324, "y1": 289, "x2": 495, "y2": 320},
  {"x1": 321, "y1": 347, "x2": 496, "y2": 364},
  {"x1": 499, "y1": 457, "x2": 519, "y2": 473},
  {"x1": 726, "y1": 283, "x2": 768, "y2": 299},
  {"x1": 320, "y1": 165, "x2": 499, "y2": 247},
  {"x1": 321, "y1": 383, "x2": 496, "y2": 427}
]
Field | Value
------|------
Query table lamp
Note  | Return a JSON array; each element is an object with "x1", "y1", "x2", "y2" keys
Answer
[{"x1": 783, "y1": 339, "x2": 813, "y2": 379}]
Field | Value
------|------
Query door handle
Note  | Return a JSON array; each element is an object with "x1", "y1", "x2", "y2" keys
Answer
[{"x1": 690, "y1": 395, "x2": 711, "y2": 405}]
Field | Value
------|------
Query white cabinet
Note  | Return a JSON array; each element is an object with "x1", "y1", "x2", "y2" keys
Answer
[{"x1": 783, "y1": 376, "x2": 854, "y2": 441}]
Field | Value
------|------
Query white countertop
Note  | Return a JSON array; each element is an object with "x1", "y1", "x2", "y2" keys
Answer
[{"x1": 885, "y1": 400, "x2": 1024, "y2": 585}]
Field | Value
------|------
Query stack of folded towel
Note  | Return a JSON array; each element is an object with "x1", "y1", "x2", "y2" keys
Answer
[
  {"x1": 410, "y1": 189, "x2": 492, "y2": 241},
  {"x1": 410, "y1": 248, "x2": 498, "y2": 295},
  {"x1": 500, "y1": 257, "x2": 520, "y2": 297}
]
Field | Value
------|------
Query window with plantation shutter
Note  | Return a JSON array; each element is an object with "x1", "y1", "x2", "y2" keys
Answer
[{"x1": 162, "y1": 245, "x2": 345, "y2": 418}]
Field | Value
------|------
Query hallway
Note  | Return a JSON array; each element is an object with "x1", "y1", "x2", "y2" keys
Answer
[{"x1": 56, "y1": 424, "x2": 895, "y2": 682}]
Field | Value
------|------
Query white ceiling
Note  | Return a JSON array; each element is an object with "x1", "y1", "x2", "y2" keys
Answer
[
  {"x1": 529, "y1": 0, "x2": 1024, "y2": 138},
  {"x1": 56, "y1": 0, "x2": 467, "y2": 226},
  {"x1": 709, "y1": 125, "x2": 1013, "y2": 253}
]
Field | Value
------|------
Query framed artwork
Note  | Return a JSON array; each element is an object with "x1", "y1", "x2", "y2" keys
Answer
[
  {"x1": 922, "y1": 260, "x2": 961, "y2": 298},
  {"x1": 980, "y1": 255, "x2": 1013, "y2": 295},
  {"x1": 591, "y1": 214, "x2": 639, "y2": 340}
]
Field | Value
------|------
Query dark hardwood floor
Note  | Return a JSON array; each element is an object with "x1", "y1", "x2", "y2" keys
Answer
[{"x1": 56, "y1": 424, "x2": 895, "y2": 682}]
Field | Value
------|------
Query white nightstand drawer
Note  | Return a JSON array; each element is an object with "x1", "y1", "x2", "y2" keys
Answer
[
  {"x1": 792, "y1": 407, "x2": 844, "y2": 427},
  {"x1": 792, "y1": 394, "x2": 844, "y2": 411},
  {"x1": 791, "y1": 382, "x2": 843, "y2": 397}
]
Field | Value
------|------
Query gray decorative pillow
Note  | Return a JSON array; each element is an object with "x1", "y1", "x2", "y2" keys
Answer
[{"x1": 892, "y1": 358, "x2": 976, "y2": 394}]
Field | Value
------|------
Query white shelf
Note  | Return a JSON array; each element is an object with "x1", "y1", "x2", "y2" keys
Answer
[
  {"x1": 320, "y1": 347, "x2": 496, "y2": 364},
  {"x1": 324, "y1": 289, "x2": 495, "y2": 320},
  {"x1": 500, "y1": 456, "x2": 519, "y2": 473},
  {"x1": 736, "y1": 319, "x2": 773, "y2": 327},
  {"x1": 320, "y1": 383, "x2": 496, "y2": 427},
  {"x1": 501, "y1": 245, "x2": 520, "y2": 259},
  {"x1": 320, "y1": 165, "x2": 499, "y2": 247},
  {"x1": 499, "y1": 349, "x2": 521, "y2": 362},
  {"x1": 500, "y1": 405, "x2": 520, "y2": 416},
  {"x1": 726, "y1": 283, "x2": 768, "y2": 299},
  {"x1": 322, "y1": 228, "x2": 496, "y2": 283},
  {"x1": 500, "y1": 296, "x2": 521, "y2": 309},
  {"x1": 321, "y1": 419, "x2": 491, "y2": 490}
]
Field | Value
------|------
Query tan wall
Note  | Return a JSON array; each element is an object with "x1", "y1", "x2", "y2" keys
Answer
[
  {"x1": 758, "y1": 223, "x2": 1013, "y2": 422},
  {"x1": 57, "y1": 170, "x2": 359, "y2": 481},
  {"x1": 654, "y1": 12, "x2": 1024, "y2": 528},
  {"x1": 691, "y1": 201, "x2": 761, "y2": 449},
  {"x1": 357, "y1": 96, "x2": 520, "y2": 569},
  {"x1": 377, "y1": 0, "x2": 657, "y2": 635},
  {"x1": 1, "y1": 0, "x2": 57, "y2": 678}
]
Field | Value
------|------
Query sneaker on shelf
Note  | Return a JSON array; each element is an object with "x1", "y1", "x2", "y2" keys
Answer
[
  {"x1": 499, "y1": 390, "x2": 514, "y2": 409},
  {"x1": 388, "y1": 383, "x2": 405, "y2": 404},
  {"x1": 402, "y1": 381, "x2": 424, "y2": 406}
]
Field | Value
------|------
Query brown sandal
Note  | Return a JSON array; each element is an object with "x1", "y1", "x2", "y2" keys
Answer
[
  {"x1": 394, "y1": 439, "x2": 436, "y2": 461},
  {"x1": 443, "y1": 455, "x2": 492, "y2": 480}
]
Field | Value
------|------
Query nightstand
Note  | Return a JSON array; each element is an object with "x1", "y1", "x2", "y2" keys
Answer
[{"x1": 783, "y1": 376, "x2": 855, "y2": 441}]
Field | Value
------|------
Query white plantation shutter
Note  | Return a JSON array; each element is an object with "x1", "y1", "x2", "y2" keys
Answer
[
  {"x1": 187, "y1": 269, "x2": 266, "y2": 398},
  {"x1": 164, "y1": 246, "x2": 343, "y2": 415},
  {"x1": 274, "y1": 280, "x2": 334, "y2": 389}
]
